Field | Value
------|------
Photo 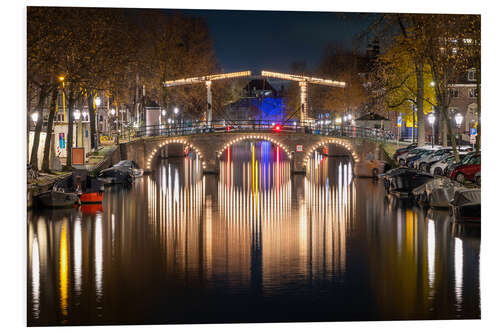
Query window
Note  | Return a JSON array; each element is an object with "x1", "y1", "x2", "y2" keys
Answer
[
  {"x1": 468, "y1": 69, "x2": 477, "y2": 81},
  {"x1": 468, "y1": 88, "x2": 478, "y2": 98},
  {"x1": 449, "y1": 88, "x2": 459, "y2": 98}
]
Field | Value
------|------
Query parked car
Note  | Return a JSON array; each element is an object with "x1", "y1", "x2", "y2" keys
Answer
[
  {"x1": 398, "y1": 145, "x2": 442, "y2": 166},
  {"x1": 393, "y1": 143, "x2": 417, "y2": 160},
  {"x1": 444, "y1": 152, "x2": 478, "y2": 176},
  {"x1": 450, "y1": 154, "x2": 481, "y2": 183},
  {"x1": 430, "y1": 155, "x2": 458, "y2": 176},
  {"x1": 474, "y1": 171, "x2": 481, "y2": 186},
  {"x1": 416, "y1": 148, "x2": 452, "y2": 172}
]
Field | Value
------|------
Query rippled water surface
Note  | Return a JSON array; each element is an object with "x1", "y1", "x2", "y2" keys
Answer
[{"x1": 27, "y1": 142, "x2": 480, "y2": 325}]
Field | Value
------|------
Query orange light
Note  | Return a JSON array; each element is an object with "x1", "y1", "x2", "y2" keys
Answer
[{"x1": 58, "y1": 76, "x2": 65, "y2": 82}]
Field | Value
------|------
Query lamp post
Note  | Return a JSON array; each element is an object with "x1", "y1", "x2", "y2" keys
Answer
[
  {"x1": 110, "y1": 109, "x2": 116, "y2": 137},
  {"x1": 455, "y1": 113, "x2": 463, "y2": 150},
  {"x1": 58, "y1": 76, "x2": 65, "y2": 121},
  {"x1": 74, "y1": 109, "x2": 81, "y2": 147},
  {"x1": 31, "y1": 112, "x2": 39, "y2": 125},
  {"x1": 428, "y1": 113, "x2": 435, "y2": 148}
]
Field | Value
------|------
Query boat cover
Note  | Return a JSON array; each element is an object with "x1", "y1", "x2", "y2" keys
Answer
[{"x1": 452, "y1": 188, "x2": 481, "y2": 206}]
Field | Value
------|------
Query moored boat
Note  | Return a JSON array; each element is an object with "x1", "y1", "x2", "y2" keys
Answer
[
  {"x1": 35, "y1": 189, "x2": 79, "y2": 208},
  {"x1": 411, "y1": 177, "x2": 465, "y2": 208},
  {"x1": 384, "y1": 168, "x2": 434, "y2": 198},
  {"x1": 449, "y1": 188, "x2": 481, "y2": 223}
]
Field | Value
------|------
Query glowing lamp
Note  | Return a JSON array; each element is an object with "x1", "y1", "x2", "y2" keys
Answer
[
  {"x1": 74, "y1": 110, "x2": 81, "y2": 120},
  {"x1": 31, "y1": 112, "x2": 39, "y2": 123},
  {"x1": 455, "y1": 113, "x2": 463, "y2": 127},
  {"x1": 273, "y1": 124, "x2": 282, "y2": 132},
  {"x1": 428, "y1": 113, "x2": 435, "y2": 125}
]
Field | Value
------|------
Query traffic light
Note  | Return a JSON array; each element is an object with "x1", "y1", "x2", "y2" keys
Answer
[{"x1": 226, "y1": 126, "x2": 231, "y2": 131}]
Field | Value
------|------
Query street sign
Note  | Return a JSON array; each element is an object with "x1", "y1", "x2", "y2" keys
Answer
[
  {"x1": 470, "y1": 136, "x2": 476, "y2": 144},
  {"x1": 470, "y1": 128, "x2": 477, "y2": 136},
  {"x1": 296, "y1": 144, "x2": 303, "y2": 152}
]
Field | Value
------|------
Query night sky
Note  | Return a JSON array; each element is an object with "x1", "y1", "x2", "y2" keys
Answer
[{"x1": 182, "y1": 9, "x2": 376, "y2": 74}]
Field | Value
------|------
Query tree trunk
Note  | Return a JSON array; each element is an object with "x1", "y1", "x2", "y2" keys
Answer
[
  {"x1": 66, "y1": 93, "x2": 75, "y2": 167},
  {"x1": 29, "y1": 86, "x2": 48, "y2": 170},
  {"x1": 88, "y1": 92, "x2": 97, "y2": 150},
  {"x1": 41, "y1": 88, "x2": 58, "y2": 172},
  {"x1": 415, "y1": 60, "x2": 426, "y2": 147},
  {"x1": 443, "y1": 110, "x2": 460, "y2": 162},
  {"x1": 440, "y1": 108, "x2": 448, "y2": 148}
]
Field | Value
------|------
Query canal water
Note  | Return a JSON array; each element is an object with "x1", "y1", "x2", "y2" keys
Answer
[{"x1": 27, "y1": 141, "x2": 480, "y2": 326}]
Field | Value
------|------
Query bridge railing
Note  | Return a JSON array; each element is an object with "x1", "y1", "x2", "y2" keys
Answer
[{"x1": 125, "y1": 119, "x2": 395, "y2": 143}]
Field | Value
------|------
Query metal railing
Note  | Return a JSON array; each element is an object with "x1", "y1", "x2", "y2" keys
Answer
[{"x1": 113, "y1": 119, "x2": 396, "y2": 144}]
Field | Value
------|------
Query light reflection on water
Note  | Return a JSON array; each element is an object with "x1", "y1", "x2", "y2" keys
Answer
[{"x1": 27, "y1": 141, "x2": 480, "y2": 325}]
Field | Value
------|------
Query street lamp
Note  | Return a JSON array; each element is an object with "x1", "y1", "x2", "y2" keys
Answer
[
  {"x1": 31, "y1": 112, "x2": 38, "y2": 124},
  {"x1": 428, "y1": 113, "x2": 436, "y2": 148},
  {"x1": 430, "y1": 81, "x2": 436, "y2": 87},
  {"x1": 162, "y1": 109, "x2": 166, "y2": 117},
  {"x1": 95, "y1": 96, "x2": 101, "y2": 107},
  {"x1": 74, "y1": 110, "x2": 81, "y2": 148},
  {"x1": 455, "y1": 113, "x2": 463, "y2": 149},
  {"x1": 174, "y1": 107, "x2": 179, "y2": 115}
]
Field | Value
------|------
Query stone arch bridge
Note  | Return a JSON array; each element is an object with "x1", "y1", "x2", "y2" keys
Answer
[{"x1": 115, "y1": 127, "x2": 392, "y2": 176}]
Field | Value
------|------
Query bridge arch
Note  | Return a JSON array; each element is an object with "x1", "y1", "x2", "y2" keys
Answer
[
  {"x1": 302, "y1": 138, "x2": 361, "y2": 169},
  {"x1": 215, "y1": 134, "x2": 293, "y2": 160},
  {"x1": 144, "y1": 138, "x2": 205, "y2": 171}
]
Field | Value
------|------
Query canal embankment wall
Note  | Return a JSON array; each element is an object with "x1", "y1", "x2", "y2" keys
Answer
[{"x1": 27, "y1": 145, "x2": 120, "y2": 209}]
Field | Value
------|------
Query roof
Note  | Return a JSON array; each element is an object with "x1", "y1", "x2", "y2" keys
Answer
[{"x1": 356, "y1": 112, "x2": 389, "y2": 121}]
